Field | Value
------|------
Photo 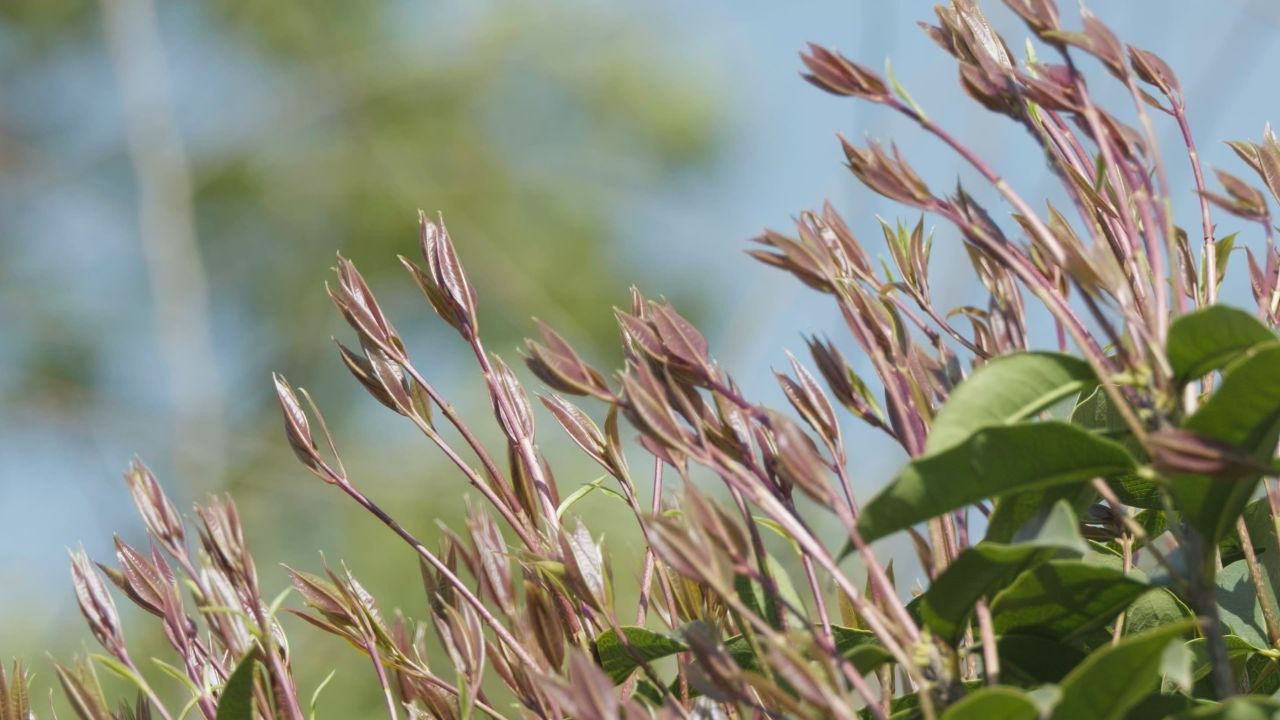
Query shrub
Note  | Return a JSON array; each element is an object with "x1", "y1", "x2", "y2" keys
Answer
[{"x1": 6, "y1": 1, "x2": 1280, "y2": 718}]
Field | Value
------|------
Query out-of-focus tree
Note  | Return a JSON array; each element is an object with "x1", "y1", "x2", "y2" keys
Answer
[{"x1": 0, "y1": 0, "x2": 719, "y2": 715}]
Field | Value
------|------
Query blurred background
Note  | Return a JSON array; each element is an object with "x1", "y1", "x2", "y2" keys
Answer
[{"x1": 2, "y1": 0, "x2": 1278, "y2": 716}]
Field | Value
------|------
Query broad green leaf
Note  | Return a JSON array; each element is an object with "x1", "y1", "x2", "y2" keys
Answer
[
  {"x1": 724, "y1": 626, "x2": 891, "y2": 676},
  {"x1": 1075, "y1": 381, "x2": 1167, "y2": 509},
  {"x1": 991, "y1": 560, "x2": 1149, "y2": 641},
  {"x1": 217, "y1": 653, "x2": 259, "y2": 720},
  {"x1": 997, "y1": 635, "x2": 1086, "y2": 685},
  {"x1": 926, "y1": 352, "x2": 1095, "y2": 453},
  {"x1": 861, "y1": 681, "x2": 985, "y2": 720},
  {"x1": 831, "y1": 626, "x2": 893, "y2": 674},
  {"x1": 1161, "y1": 638, "x2": 1195, "y2": 694},
  {"x1": 1219, "y1": 499, "x2": 1276, "y2": 569},
  {"x1": 941, "y1": 686, "x2": 1038, "y2": 720},
  {"x1": 860, "y1": 422, "x2": 1135, "y2": 543},
  {"x1": 1073, "y1": 384, "x2": 1160, "y2": 509},
  {"x1": 1051, "y1": 621, "x2": 1195, "y2": 720},
  {"x1": 921, "y1": 501, "x2": 1085, "y2": 644},
  {"x1": 593, "y1": 626, "x2": 687, "y2": 684},
  {"x1": 1170, "y1": 697, "x2": 1280, "y2": 719},
  {"x1": 1244, "y1": 653, "x2": 1280, "y2": 695},
  {"x1": 1108, "y1": 475, "x2": 1163, "y2": 509},
  {"x1": 632, "y1": 679, "x2": 666, "y2": 707},
  {"x1": 1186, "y1": 634, "x2": 1257, "y2": 684},
  {"x1": 985, "y1": 482, "x2": 1095, "y2": 543},
  {"x1": 1123, "y1": 693, "x2": 1194, "y2": 718},
  {"x1": 1166, "y1": 305, "x2": 1277, "y2": 384},
  {"x1": 1126, "y1": 588, "x2": 1192, "y2": 636},
  {"x1": 1216, "y1": 559, "x2": 1277, "y2": 651},
  {"x1": 1171, "y1": 344, "x2": 1280, "y2": 547}
]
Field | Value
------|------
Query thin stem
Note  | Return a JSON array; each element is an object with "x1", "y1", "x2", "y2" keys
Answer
[
  {"x1": 116, "y1": 647, "x2": 176, "y2": 720},
  {"x1": 1236, "y1": 516, "x2": 1280, "y2": 648},
  {"x1": 404, "y1": 411, "x2": 539, "y2": 550},
  {"x1": 1092, "y1": 479, "x2": 1185, "y2": 587},
  {"x1": 1190, "y1": 549, "x2": 1235, "y2": 698},
  {"x1": 975, "y1": 599, "x2": 999, "y2": 685},
  {"x1": 469, "y1": 340, "x2": 560, "y2": 531},
  {"x1": 1171, "y1": 102, "x2": 1217, "y2": 305},
  {"x1": 1112, "y1": 533, "x2": 1133, "y2": 644},
  {"x1": 324, "y1": 467, "x2": 543, "y2": 669},
  {"x1": 399, "y1": 361, "x2": 513, "y2": 514},
  {"x1": 634, "y1": 457, "x2": 664, "y2": 625},
  {"x1": 246, "y1": 588, "x2": 306, "y2": 720},
  {"x1": 366, "y1": 640, "x2": 400, "y2": 720}
]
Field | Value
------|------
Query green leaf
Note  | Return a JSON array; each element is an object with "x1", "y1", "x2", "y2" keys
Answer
[
  {"x1": 308, "y1": 669, "x2": 337, "y2": 720},
  {"x1": 864, "y1": 681, "x2": 985, "y2": 720},
  {"x1": 1160, "y1": 638, "x2": 1195, "y2": 694},
  {"x1": 926, "y1": 352, "x2": 1095, "y2": 454},
  {"x1": 831, "y1": 626, "x2": 893, "y2": 674},
  {"x1": 1125, "y1": 588, "x2": 1192, "y2": 636},
  {"x1": 555, "y1": 475, "x2": 624, "y2": 520},
  {"x1": 1122, "y1": 693, "x2": 1194, "y2": 719},
  {"x1": 1171, "y1": 344, "x2": 1280, "y2": 547},
  {"x1": 1166, "y1": 305, "x2": 1277, "y2": 384},
  {"x1": 1244, "y1": 652, "x2": 1280, "y2": 695},
  {"x1": 733, "y1": 554, "x2": 804, "y2": 630},
  {"x1": 920, "y1": 501, "x2": 1085, "y2": 644},
  {"x1": 632, "y1": 679, "x2": 666, "y2": 707},
  {"x1": 985, "y1": 482, "x2": 1096, "y2": 543},
  {"x1": 941, "y1": 687, "x2": 1039, "y2": 720},
  {"x1": 1185, "y1": 634, "x2": 1257, "y2": 685},
  {"x1": 997, "y1": 635, "x2": 1087, "y2": 685},
  {"x1": 593, "y1": 626, "x2": 687, "y2": 684},
  {"x1": 217, "y1": 653, "x2": 259, "y2": 720},
  {"x1": 90, "y1": 654, "x2": 149, "y2": 696},
  {"x1": 1107, "y1": 475, "x2": 1164, "y2": 509},
  {"x1": 991, "y1": 560, "x2": 1150, "y2": 641},
  {"x1": 1051, "y1": 621, "x2": 1195, "y2": 720},
  {"x1": 1170, "y1": 696, "x2": 1280, "y2": 719},
  {"x1": 150, "y1": 658, "x2": 202, "y2": 697},
  {"x1": 723, "y1": 626, "x2": 891, "y2": 676},
  {"x1": 1219, "y1": 498, "x2": 1276, "y2": 568},
  {"x1": 860, "y1": 422, "x2": 1135, "y2": 543},
  {"x1": 1071, "y1": 384, "x2": 1160, "y2": 509},
  {"x1": 1216, "y1": 559, "x2": 1277, "y2": 650}
]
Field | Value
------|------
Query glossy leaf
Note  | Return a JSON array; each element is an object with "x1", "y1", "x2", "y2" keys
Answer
[
  {"x1": 831, "y1": 626, "x2": 893, "y2": 674},
  {"x1": 593, "y1": 626, "x2": 687, "y2": 684},
  {"x1": 925, "y1": 352, "x2": 1094, "y2": 453},
  {"x1": 1125, "y1": 588, "x2": 1192, "y2": 636},
  {"x1": 997, "y1": 635, "x2": 1087, "y2": 685},
  {"x1": 920, "y1": 501, "x2": 1085, "y2": 644},
  {"x1": 1170, "y1": 697, "x2": 1280, "y2": 719},
  {"x1": 860, "y1": 422, "x2": 1135, "y2": 543},
  {"x1": 723, "y1": 626, "x2": 891, "y2": 676},
  {"x1": 1051, "y1": 621, "x2": 1195, "y2": 720},
  {"x1": 1216, "y1": 559, "x2": 1277, "y2": 651},
  {"x1": 1166, "y1": 305, "x2": 1277, "y2": 384},
  {"x1": 942, "y1": 687, "x2": 1038, "y2": 720},
  {"x1": 1171, "y1": 344, "x2": 1280, "y2": 547},
  {"x1": 991, "y1": 560, "x2": 1149, "y2": 640},
  {"x1": 216, "y1": 653, "x2": 259, "y2": 720}
]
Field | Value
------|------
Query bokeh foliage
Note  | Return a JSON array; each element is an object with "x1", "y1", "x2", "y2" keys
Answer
[{"x1": 0, "y1": 2, "x2": 720, "y2": 716}]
